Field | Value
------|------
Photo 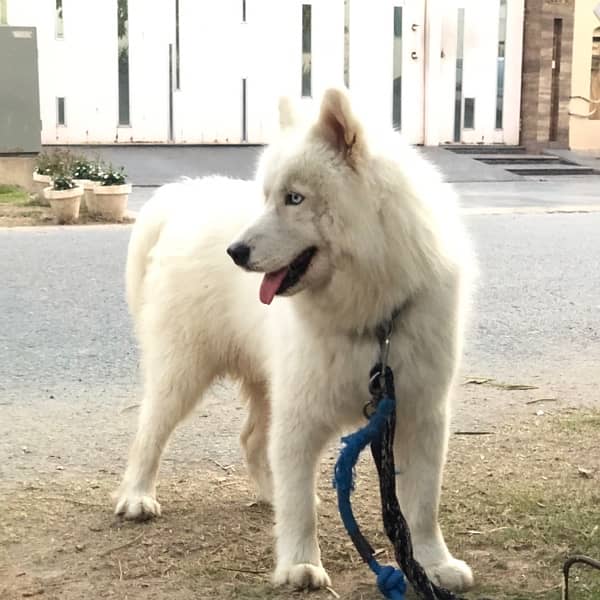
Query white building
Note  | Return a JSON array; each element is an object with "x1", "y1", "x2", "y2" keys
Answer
[{"x1": 2, "y1": 0, "x2": 525, "y2": 146}]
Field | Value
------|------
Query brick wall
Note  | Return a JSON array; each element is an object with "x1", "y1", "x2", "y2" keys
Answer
[{"x1": 520, "y1": 0, "x2": 575, "y2": 150}]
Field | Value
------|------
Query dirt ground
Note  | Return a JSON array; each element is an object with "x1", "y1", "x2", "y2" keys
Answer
[{"x1": 1, "y1": 409, "x2": 598, "y2": 600}]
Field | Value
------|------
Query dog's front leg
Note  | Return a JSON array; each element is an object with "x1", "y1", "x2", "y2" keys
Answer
[
  {"x1": 269, "y1": 399, "x2": 332, "y2": 590},
  {"x1": 394, "y1": 390, "x2": 474, "y2": 592}
]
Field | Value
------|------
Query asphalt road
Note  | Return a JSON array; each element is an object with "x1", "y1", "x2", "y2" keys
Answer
[
  {"x1": 1, "y1": 209, "x2": 599, "y2": 482},
  {"x1": 1, "y1": 212, "x2": 599, "y2": 391}
]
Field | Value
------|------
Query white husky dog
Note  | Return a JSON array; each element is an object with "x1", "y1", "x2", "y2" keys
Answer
[{"x1": 115, "y1": 88, "x2": 475, "y2": 592}]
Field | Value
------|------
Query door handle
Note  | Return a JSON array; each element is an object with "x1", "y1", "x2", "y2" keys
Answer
[
  {"x1": 411, "y1": 23, "x2": 419, "y2": 31},
  {"x1": 411, "y1": 51, "x2": 418, "y2": 60}
]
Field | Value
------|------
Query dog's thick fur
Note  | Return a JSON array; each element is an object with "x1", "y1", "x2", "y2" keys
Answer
[{"x1": 115, "y1": 89, "x2": 475, "y2": 592}]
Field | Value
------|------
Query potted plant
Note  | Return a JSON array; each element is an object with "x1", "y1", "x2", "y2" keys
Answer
[
  {"x1": 71, "y1": 157, "x2": 97, "y2": 212},
  {"x1": 33, "y1": 149, "x2": 76, "y2": 206},
  {"x1": 84, "y1": 161, "x2": 106, "y2": 217},
  {"x1": 32, "y1": 152, "x2": 54, "y2": 205},
  {"x1": 90, "y1": 164, "x2": 131, "y2": 221},
  {"x1": 43, "y1": 174, "x2": 83, "y2": 224}
]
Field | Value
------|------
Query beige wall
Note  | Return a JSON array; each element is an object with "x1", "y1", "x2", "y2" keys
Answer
[
  {"x1": 569, "y1": 0, "x2": 600, "y2": 149},
  {"x1": 0, "y1": 157, "x2": 36, "y2": 193}
]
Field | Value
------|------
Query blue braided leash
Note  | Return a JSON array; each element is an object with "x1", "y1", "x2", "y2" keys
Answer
[
  {"x1": 334, "y1": 394, "x2": 407, "y2": 600},
  {"x1": 333, "y1": 363, "x2": 461, "y2": 600}
]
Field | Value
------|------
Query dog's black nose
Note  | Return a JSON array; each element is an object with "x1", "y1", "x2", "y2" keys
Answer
[{"x1": 227, "y1": 242, "x2": 251, "y2": 267}]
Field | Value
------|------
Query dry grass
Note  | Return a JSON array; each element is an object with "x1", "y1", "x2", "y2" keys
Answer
[
  {"x1": 0, "y1": 203, "x2": 135, "y2": 227},
  {"x1": 1, "y1": 409, "x2": 598, "y2": 600}
]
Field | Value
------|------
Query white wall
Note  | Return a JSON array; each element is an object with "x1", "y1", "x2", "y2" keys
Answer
[
  {"x1": 5, "y1": 0, "x2": 524, "y2": 146},
  {"x1": 8, "y1": 0, "x2": 117, "y2": 143}
]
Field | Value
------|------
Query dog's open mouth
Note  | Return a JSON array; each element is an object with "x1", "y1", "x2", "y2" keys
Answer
[{"x1": 259, "y1": 247, "x2": 317, "y2": 305}]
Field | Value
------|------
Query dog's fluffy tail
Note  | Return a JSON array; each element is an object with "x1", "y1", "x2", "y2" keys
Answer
[{"x1": 125, "y1": 185, "x2": 178, "y2": 320}]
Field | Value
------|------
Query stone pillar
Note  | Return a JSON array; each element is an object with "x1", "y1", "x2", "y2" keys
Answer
[{"x1": 520, "y1": 0, "x2": 575, "y2": 151}]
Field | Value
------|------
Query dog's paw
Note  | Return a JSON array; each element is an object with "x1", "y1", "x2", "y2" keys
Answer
[
  {"x1": 423, "y1": 557, "x2": 473, "y2": 592},
  {"x1": 114, "y1": 493, "x2": 161, "y2": 521},
  {"x1": 273, "y1": 563, "x2": 331, "y2": 590}
]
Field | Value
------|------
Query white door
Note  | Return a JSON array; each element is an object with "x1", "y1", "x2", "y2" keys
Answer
[
  {"x1": 349, "y1": 0, "x2": 425, "y2": 144},
  {"x1": 393, "y1": 0, "x2": 426, "y2": 144},
  {"x1": 438, "y1": 0, "x2": 523, "y2": 145}
]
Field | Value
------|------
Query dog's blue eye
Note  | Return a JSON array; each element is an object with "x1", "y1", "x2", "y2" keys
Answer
[{"x1": 285, "y1": 192, "x2": 305, "y2": 206}]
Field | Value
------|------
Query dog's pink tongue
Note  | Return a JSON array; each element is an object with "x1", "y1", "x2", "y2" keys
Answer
[{"x1": 259, "y1": 268, "x2": 287, "y2": 305}]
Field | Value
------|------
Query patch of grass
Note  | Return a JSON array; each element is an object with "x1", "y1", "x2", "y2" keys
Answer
[
  {"x1": 443, "y1": 409, "x2": 600, "y2": 599},
  {"x1": 0, "y1": 184, "x2": 31, "y2": 206},
  {"x1": 559, "y1": 412, "x2": 600, "y2": 433}
]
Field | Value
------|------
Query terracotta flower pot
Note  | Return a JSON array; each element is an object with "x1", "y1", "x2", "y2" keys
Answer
[
  {"x1": 91, "y1": 183, "x2": 131, "y2": 221},
  {"x1": 44, "y1": 185, "x2": 83, "y2": 224},
  {"x1": 33, "y1": 172, "x2": 52, "y2": 206}
]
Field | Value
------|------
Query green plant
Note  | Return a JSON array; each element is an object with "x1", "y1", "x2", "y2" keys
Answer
[
  {"x1": 99, "y1": 165, "x2": 127, "y2": 186},
  {"x1": 71, "y1": 158, "x2": 95, "y2": 180},
  {"x1": 88, "y1": 158, "x2": 106, "y2": 182},
  {"x1": 52, "y1": 175, "x2": 76, "y2": 191},
  {"x1": 35, "y1": 149, "x2": 77, "y2": 177},
  {"x1": 34, "y1": 152, "x2": 54, "y2": 176}
]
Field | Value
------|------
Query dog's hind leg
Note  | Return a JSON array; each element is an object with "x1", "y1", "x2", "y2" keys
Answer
[
  {"x1": 239, "y1": 379, "x2": 273, "y2": 503},
  {"x1": 115, "y1": 344, "x2": 216, "y2": 521},
  {"x1": 393, "y1": 389, "x2": 474, "y2": 592}
]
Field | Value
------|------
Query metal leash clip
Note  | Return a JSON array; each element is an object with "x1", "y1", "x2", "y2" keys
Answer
[
  {"x1": 380, "y1": 334, "x2": 391, "y2": 374},
  {"x1": 364, "y1": 321, "x2": 394, "y2": 419},
  {"x1": 365, "y1": 365, "x2": 384, "y2": 418}
]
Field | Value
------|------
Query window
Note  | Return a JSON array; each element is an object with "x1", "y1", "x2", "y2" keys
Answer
[
  {"x1": 57, "y1": 97, "x2": 65, "y2": 126},
  {"x1": 241, "y1": 78, "x2": 248, "y2": 142},
  {"x1": 0, "y1": 0, "x2": 7, "y2": 25},
  {"x1": 463, "y1": 98, "x2": 475, "y2": 129},
  {"x1": 301, "y1": 4, "x2": 311, "y2": 97},
  {"x1": 591, "y1": 28, "x2": 600, "y2": 120},
  {"x1": 453, "y1": 8, "x2": 465, "y2": 142},
  {"x1": 168, "y1": 44, "x2": 174, "y2": 141},
  {"x1": 495, "y1": 0, "x2": 507, "y2": 129},
  {"x1": 175, "y1": 0, "x2": 180, "y2": 89},
  {"x1": 118, "y1": 0, "x2": 130, "y2": 126},
  {"x1": 344, "y1": 0, "x2": 349, "y2": 87},
  {"x1": 55, "y1": 0, "x2": 64, "y2": 38},
  {"x1": 392, "y1": 6, "x2": 402, "y2": 130}
]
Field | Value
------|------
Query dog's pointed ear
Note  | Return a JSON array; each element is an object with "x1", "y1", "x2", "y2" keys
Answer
[
  {"x1": 313, "y1": 88, "x2": 365, "y2": 163},
  {"x1": 278, "y1": 97, "x2": 298, "y2": 130}
]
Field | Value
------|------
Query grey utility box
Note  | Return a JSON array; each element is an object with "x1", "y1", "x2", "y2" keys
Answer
[{"x1": 0, "y1": 25, "x2": 41, "y2": 154}]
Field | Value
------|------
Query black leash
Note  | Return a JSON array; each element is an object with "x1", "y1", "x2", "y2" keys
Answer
[{"x1": 369, "y1": 363, "x2": 462, "y2": 600}]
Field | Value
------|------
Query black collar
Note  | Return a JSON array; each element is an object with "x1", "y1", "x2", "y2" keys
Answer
[
  {"x1": 374, "y1": 298, "x2": 411, "y2": 347},
  {"x1": 346, "y1": 297, "x2": 412, "y2": 345}
]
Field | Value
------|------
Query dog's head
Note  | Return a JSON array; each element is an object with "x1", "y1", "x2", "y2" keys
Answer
[{"x1": 228, "y1": 88, "x2": 379, "y2": 306}]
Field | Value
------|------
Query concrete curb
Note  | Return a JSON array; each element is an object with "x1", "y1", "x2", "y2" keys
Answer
[{"x1": 464, "y1": 205, "x2": 600, "y2": 215}]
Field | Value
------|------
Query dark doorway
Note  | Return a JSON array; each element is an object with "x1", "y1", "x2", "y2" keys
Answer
[{"x1": 549, "y1": 18, "x2": 562, "y2": 142}]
